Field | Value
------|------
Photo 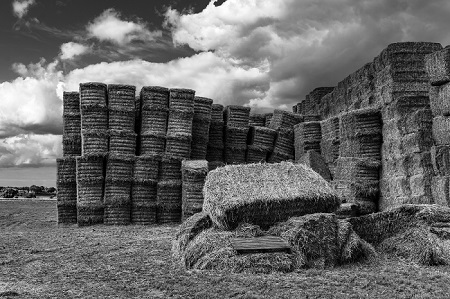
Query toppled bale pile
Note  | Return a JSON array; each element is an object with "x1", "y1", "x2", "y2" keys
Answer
[{"x1": 203, "y1": 162, "x2": 341, "y2": 230}]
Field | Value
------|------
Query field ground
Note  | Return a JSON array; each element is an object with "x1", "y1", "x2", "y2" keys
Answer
[{"x1": 1, "y1": 200, "x2": 450, "y2": 299}]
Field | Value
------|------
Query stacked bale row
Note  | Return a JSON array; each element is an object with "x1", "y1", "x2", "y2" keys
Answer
[
  {"x1": 206, "y1": 104, "x2": 225, "y2": 168},
  {"x1": 56, "y1": 157, "x2": 77, "y2": 223},
  {"x1": 246, "y1": 126, "x2": 277, "y2": 163},
  {"x1": 333, "y1": 108, "x2": 382, "y2": 215},
  {"x1": 181, "y1": 160, "x2": 209, "y2": 220},
  {"x1": 296, "y1": 87, "x2": 334, "y2": 116},
  {"x1": 293, "y1": 121, "x2": 322, "y2": 161},
  {"x1": 224, "y1": 105, "x2": 250, "y2": 164},
  {"x1": 191, "y1": 97, "x2": 213, "y2": 159},
  {"x1": 426, "y1": 46, "x2": 450, "y2": 207},
  {"x1": 62, "y1": 91, "x2": 82, "y2": 156},
  {"x1": 157, "y1": 89, "x2": 195, "y2": 223},
  {"x1": 249, "y1": 113, "x2": 266, "y2": 127},
  {"x1": 268, "y1": 110, "x2": 303, "y2": 162},
  {"x1": 132, "y1": 155, "x2": 159, "y2": 224},
  {"x1": 77, "y1": 83, "x2": 108, "y2": 226},
  {"x1": 320, "y1": 116, "x2": 340, "y2": 177}
]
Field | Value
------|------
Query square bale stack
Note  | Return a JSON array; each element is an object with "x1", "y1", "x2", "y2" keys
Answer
[
  {"x1": 426, "y1": 46, "x2": 450, "y2": 207},
  {"x1": 224, "y1": 105, "x2": 250, "y2": 164},
  {"x1": 62, "y1": 91, "x2": 82, "y2": 156},
  {"x1": 80, "y1": 82, "x2": 108, "y2": 156},
  {"x1": 104, "y1": 154, "x2": 134, "y2": 225},
  {"x1": 320, "y1": 116, "x2": 340, "y2": 177},
  {"x1": 56, "y1": 157, "x2": 77, "y2": 224},
  {"x1": 264, "y1": 113, "x2": 273, "y2": 127},
  {"x1": 181, "y1": 160, "x2": 209, "y2": 220},
  {"x1": 206, "y1": 104, "x2": 225, "y2": 165},
  {"x1": 294, "y1": 121, "x2": 322, "y2": 161},
  {"x1": 139, "y1": 86, "x2": 169, "y2": 157},
  {"x1": 135, "y1": 95, "x2": 141, "y2": 155},
  {"x1": 191, "y1": 96, "x2": 213, "y2": 159},
  {"x1": 306, "y1": 87, "x2": 334, "y2": 115},
  {"x1": 76, "y1": 155, "x2": 105, "y2": 226},
  {"x1": 267, "y1": 109, "x2": 303, "y2": 162},
  {"x1": 131, "y1": 155, "x2": 159, "y2": 224},
  {"x1": 249, "y1": 113, "x2": 266, "y2": 127},
  {"x1": 246, "y1": 126, "x2": 277, "y2": 163}
]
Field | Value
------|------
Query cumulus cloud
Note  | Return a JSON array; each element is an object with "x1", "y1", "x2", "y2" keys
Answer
[
  {"x1": 60, "y1": 42, "x2": 90, "y2": 60},
  {"x1": 87, "y1": 8, "x2": 162, "y2": 46},
  {"x1": 12, "y1": 0, "x2": 35, "y2": 19}
]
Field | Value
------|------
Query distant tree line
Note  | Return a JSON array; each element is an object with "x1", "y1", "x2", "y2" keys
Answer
[{"x1": 0, "y1": 185, "x2": 56, "y2": 199}]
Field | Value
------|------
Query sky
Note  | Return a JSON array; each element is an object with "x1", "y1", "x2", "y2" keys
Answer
[{"x1": 1, "y1": 0, "x2": 450, "y2": 187}]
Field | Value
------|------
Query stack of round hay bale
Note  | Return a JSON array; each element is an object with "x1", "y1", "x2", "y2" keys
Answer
[
  {"x1": 333, "y1": 108, "x2": 382, "y2": 215},
  {"x1": 191, "y1": 97, "x2": 213, "y2": 159},
  {"x1": 267, "y1": 109, "x2": 303, "y2": 162},
  {"x1": 62, "y1": 91, "x2": 82, "y2": 156},
  {"x1": 80, "y1": 83, "x2": 109, "y2": 156},
  {"x1": 320, "y1": 116, "x2": 341, "y2": 177},
  {"x1": 181, "y1": 160, "x2": 209, "y2": 220},
  {"x1": 293, "y1": 121, "x2": 322, "y2": 161},
  {"x1": 206, "y1": 104, "x2": 225, "y2": 170},
  {"x1": 131, "y1": 155, "x2": 159, "y2": 224},
  {"x1": 76, "y1": 155, "x2": 105, "y2": 226},
  {"x1": 139, "y1": 86, "x2": 169, "y2": 157},
  {"x1": 157, "y1": 88, "x2": 195, "y2": 223},
  {"x1": 135, "y1": 95, "x2": 141, "y2": 154},
  {"x1": 56, "y1": 157, "x2": 77, "y2": 224},
  {"x1": 249, "y1": 113, "x2": 266, "y2": 127},
  {"x1": 224, "y1": 105, "x2": 250, "y2": 164},
  {"x1": 246, "y1": 126, "x2": 277, "y2": 163},
  {"x1": 104, "y1": 153, "x2": 134, "y2": 225}
]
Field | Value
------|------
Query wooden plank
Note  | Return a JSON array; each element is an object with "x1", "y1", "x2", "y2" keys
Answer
[{"x1": 231, "y1": 236, "x2": 292, "y2": 254}]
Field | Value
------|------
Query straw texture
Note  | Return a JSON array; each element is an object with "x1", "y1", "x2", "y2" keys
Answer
[
  {"x1": 107, "y1": 84, "x2": 136, "y2": 110},
  {"x1": 141, "y1": 86, "x2": 169, "y2": 111}
]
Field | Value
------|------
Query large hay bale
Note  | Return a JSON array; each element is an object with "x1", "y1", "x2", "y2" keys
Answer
[
  {"x1": 165, "y1": 133, "x2": 192, "y2": 160},
  {"x1": 249, "y1": 113, "x2": 266, "y2": 127},
  {"x1": 429, "y1": 84, "x2": 450, "y2": 116},
  {"x1": 432, "y1": 115, "x2": 450, "y2": 145},
  {"x1": 80, "y1": 106, "x2": 108, "y2": 131},
  {"x1": 57, "y1": 157, "x2": 78, "y2": 224},
  {"x1": 248, "y1": 126, "x2": 277, "y2": 150},
  {"x1": 108, "y1": 108, "x2": 135, "y2": 132},
  {"x1": 203, "y1": 162, "x2": 340, "y2": 230},
  {"x1": 107, "y1": 84, "x2": 136, "y2": 110},
  {"x1": 167, "y1": 110, "x2": 194, "y2": 136},
  {"x1": 63, "y1": 112, "x2": 81, "y2": 135},
  {"x1": 207, "y1": 122, "x2": 224, "y2": 148},
  {"x1": 182, "y1": 160, "x2": 209, "y2": 219},
  {"x1": 140, "y1": 132, "x2": 166, "y2": 157},
  {"x1": 191, "y1": 97, "x2": 213, "y2": 159},
  {"x1": 173, "y1": 212, "x2": 213, "y2": 256},
  {"x1": 297, "y1": 150, "x2": 331, "y2": 181},
  {"x1": 211, "y1": 104, "x2": 224, "y2": 122},
  {"x1": 194, "y1": 96, "x2": 213, "y2": 118},
  {"x1": 339, "y1": 108, "x2": 382, "y2": 139},
  {"x1": 108, "y1": 129, "x2": 136, "y2": 155},
  {"x1": 303, "y1": 114, "x2": 321, "y2": 122},
  {"x1": 224, "y1": 105, "x2": 250, "y2": 127},
  {"x1": 425, "y1": 46, "x2": 450, "y2": 86},
  {"x1": 77, "y1": 201, "x2": 104, "y2": 227},
  {"x1": 57, "y1": 200, "x2": 77, "y2": 224},
  {"x1": 339, "y1": 135, "x2": 382, "y2": 160},
  {"x1": 169, "y1": 88, "x2": 195, "y2": 112},
  {"x1": 332, "y1": 180, "x2": 378, "y2": 215},
  {"x1": 159, "y1": 157, "x2": 182, "y2": 181},
  {"x1": 268, "y1": 109, "x2": 303, "y2": 132},
  {"x1": 76, "y1": 154, "x2": 105, "y2": 179},
  {"x1": 321, "y1": 116, "x2": 340, "y2": 141},
  {"x1": 141, "y1": 86, "x2": 169, "y2": 111},
  {"x1": 62, "y1": 134, "x2": 82, "y2": 156},
  {"x1": 57, "y1": 156, "x2": 77, "y2": 183},
  {"x1": 81, "y1": 129, "x2": 109, "y2": 156},
  {"x1": 63, "y1": 91, "x2": 80, "y2": 114},
  {"x1": 245, "y1": 146, "x2": 269, "y2": 163},
  {"x1": 225, "y1": 126, "x2": 249, "y2": 147},
  {"x1": 105, "y1": 153, "x2": 134, "y2": 181},
  {"x1": 133, "y1": 155, "x2": 160, "y2": 184},
  {"x1": 79, "y1": 82, "x2": 107, "y2": 109},
  {"x1": 140, "y1": 109, "x2": 168, "y2": 138}
]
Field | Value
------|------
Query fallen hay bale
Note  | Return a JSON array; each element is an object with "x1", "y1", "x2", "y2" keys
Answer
[
  {"x1": 107, "y1": 84, "x2": 136, "y2": 110},
  {"x1": 140, "y1": 132, "x2": 166, "y2": 157},
  {"x1": 141, "y1": 86, "x2": 169, "y2": 111},
  {"x1": 63, "y1": 91, "x2": 80, "y2": 114},
  {"x1": 203, "y1": 162, "x2": 340, "y2": 230},
  {"x1": 173, "y1": 212, "x2": 213, "y2": 256}
]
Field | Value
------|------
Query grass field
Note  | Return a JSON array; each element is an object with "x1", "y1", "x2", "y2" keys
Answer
[{"x1": 1, "y1": 200, "x2": 450, "y2": 298}]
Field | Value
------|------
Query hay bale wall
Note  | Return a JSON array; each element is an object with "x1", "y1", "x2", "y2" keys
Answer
[
  {"x1": 224, "y1": 105, "x2": 250, "y2": 164},
  {"x1": 191, "y1": 97, "x2": 213, "y2": 159}
]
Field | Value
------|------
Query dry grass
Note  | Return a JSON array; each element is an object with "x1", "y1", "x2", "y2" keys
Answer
[{"x1": 2, "y1": 200, "x2": 450, "y2": 298}]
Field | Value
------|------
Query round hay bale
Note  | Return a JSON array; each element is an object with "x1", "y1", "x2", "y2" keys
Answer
[
  {"x1": 157, "y1": 179, "x2": 182, "y2": 205},
  {"x1": 57, "y1": 157, "x2": 77, "y2": 183},
  {"x1": 208, "y1": 122, "x2": 224, "y2": 148},
  {"x1": 211, "y1": 104, "x2": 224, "y2": 122},
  {"x1": 157, "y1": 202, "x2": 182, "y2": 224},
  {"x1": 133, "y1": 155, "x2": 160, "y2": 183},
  {"x1": 57, "y1": 181, "x2": 77, "y2": 202},
  {"x1": 141, "y1": 109, "x2": 168, "y2": 134},
  {"x1": 63, "y1": 91, "x2": 80, "y2": 114},
  {"x1": 249, "y1": 113, "x2": 266, "y2": 127},
  {"x1": 225, "y1": 126, "x2": 249, "y2": 147},
  {"x1": 224, "y1": 146, "x2": 247, "y2": 164},
  {"x1": 141, "y1": 86, "x2": 169, "y2": 111},
  {"x1": 79, "y1": 82, "x2": 107, "y2": 110},
  {"x1": 190, "y1": 136, "x2": 209, "y2": 160},
  {"x1": 76, "y1": 154, "x2": 105, "y2": 179},
  {"x1": 159, "y1": 157, "x2": 182, "y2": 181},
  {"x1": 108, "y1": 108, "x2": 135, "y2": 132},
  {"x1": 62, "y1": 134, "x2": 82, "y2": 157},
  {"x1": 165, "y1": 134, "x2": 192, "y2": 160},
  {"x1": 224, "y1": 105, "x2": 250, "y2": 127},
  {"x1": 108, "y1": 129, "x2": 137, "y2": 155},
  {"x1": 206, "y1": 146, "x2": 224, "y2": 162},
  {"x1": 105, "y1": 153, "x2": 135, "y2": 180},
  {"x1": 104, "y1": 183, "x2": 132, "y2": 204},
  {"x1": 169, "y1": 88, "x2": 195, "y2": 112},
  {"x1": 81, "y1": 106, "x2": 108, "y2": 130},
  {"x1": 248, "y1": 126, "x2": 277, "y2": 150},
  {"x1": 132, "y1": 181, "x2": 157, "y2": 204},
  {"x1": 140, "y1": 132, "x2": 166, "y2": 156},
  {"x1": 203, "y1": 162, "x2": 340, "y2": 230},
  {"x1": 103, "y1": 205, "x2": 131, "y2": 225},
  {"x1": 167, "y1": 110, "x2": 194, "y2": 136},
  {"x1": 182, "y1": 181, "x2": 206, "y2": 219},
  {"x1": 194, "y1": 96, "x2": 213, "y2": 118},
  {"x1": 81, "y1": 129, "x2": 109, "y2": 156},
  {"x1": 63, "y1": 112, "x2": 81, "y2": 135},
  {"x1": 77, "y1": 201, "x2": 104, "y2": 226},
  {"x1": 57, "y1": 203, "x2": 77, "y2": 224},
  {"x1": 107, "y1": 84, "x2": 136, "y2": 110},
  {"x1": 192, "y1": 117, "x2": 211, "y2": 136},
  {"x1": 131, "y1": 202, "x2": 157, "y2": 225}
]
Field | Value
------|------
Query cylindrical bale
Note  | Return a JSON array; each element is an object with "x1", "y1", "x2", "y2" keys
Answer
[
  {"x1": 81, "y1": 106, "x2": 108, "y2": 131},
  {"x1": 194, "y1": 96, "x2": 213, "y2": 118},
  {"x1": 225, "y1": 146, "x2": 247, "y2": 164},
  {"x1": 77, "y1": 177, "x2": 104, "y2": 204},
  {"x1": 249, "y1": 113, "x2": 266, "y2": 127},
  {"x1": 79, "y1": 82, "x2": 107, "y2": 109},
  {"x1": 133, "y1": 155, "x2": 160, "y2": 184},
  {"x1": 157, "y1": 202, "x2": 182, "y2": 224},
  {"x1": 62, "y1": 134, "x2": 82, "y2": 156},
  {"x1": 167, "y1": 110, "x2": 194, "y2": 136},
  {"x1": 141, "y1": 109, "x2": 168, "y2": 135},
  {"x1": 225, "y1": 126, "x2": 249, "y2": 147},
  {"x1": 81, "y1": 129, "x2": 109, "y2": 156},
  {"x1": 56, "y1": 181, "x2": 77, "y2": 204},
  {"x1": 109, "y1": 129, "x2": 137, "y2": 155},
  {"x1": 248, "y1": 126, "x2": 277, "y2": 150},
  {"x1": 131, "y1": 201, "x2": 157, "y2": 225},
  {"x1": 103, "y1": 204, "x2": 131, "y2": 225},
  {"x1": 63, "y1": 91, "x2": 80, "y2": 114},
  {"x1": 104, "y1": 182, "x2": 132, "y2": 204},
  {"x1": 169, "y1": 88, "x2": 195, "y2": 112},
  {"x1": 140, "y1": 132, "x2": 166, "y2": 157},
  {"x1": 57, "y1": 200, "x2": 77, "y2": 224},
  {"x1": 132, "y1": 181, "x2": 157, "y2": 205},
  {"x1": 208, "y1": 122, "x2": 224, "y2": 148},
  {"x1": 107, "y1": 84, "x2": 136, "y2": 110},
  {"x1": 165, "y1": 133, "x2": 192, "y2": 160},
  {"x1": 141, "y1": 86, "x2": 169, "y2": 111},
  {"x1": 63, "y1": 112, "x2": 81, "y2": 135},
  {"x1": 211, "y1": 104, "x2": 224, "y2": 122},
  {"x1": 182, "y1": 182, "x2": 205, "y2": 220},
  {"x1": 105, "y1": 154, "x2": 135, "y2": 181},
  {"x1": 77, "y1": 201, "x2": 104, "y2": 226},
  {"x1": 57, "y1": 157, "x2": 77, "y2": 183},
  {"x1": 191, "y1": 136, "x2": 209, "y2": 160},
  {"x1": 76, "y1": 155, "x2": 105, "y2": 179},
  {"x1": 224, "y1": 105, "x2": 250, "y2": 127},
  {"x1": 108, "y1": 108, "x2": 135, "y2": 132},
  {"x1": 157, "y1": 180, "x2": 183, "y2": 223},
  {"x1": 159, "y1": 157, "x2": 182, "y2": 181}
]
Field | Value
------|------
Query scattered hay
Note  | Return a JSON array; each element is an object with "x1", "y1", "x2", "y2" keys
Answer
[
  {"x1": 165, "y1": 133, "x2": 192, "y2": 160},
  {"x1": 63, "y1": 91, "x2": 80, "y2": 114},
  {"x1": 425, "y1": 46, "x2": 449, "y2": 86},
  {"x1": 108, "y1": 129, "x2": 137, "y2": 155},
  {"x1": 107, "y1": 84, "x2": 136, "y2": 110},
  {"x1": 297, "y1": 150, "x2": 331, "y2": 181},
  {"x1": 140, "y1": 86, "x2": 169, "y2": 111},
  {"x1": 224, "y1": 105, "x2": 250, "y2": 127},
  {"x1": 203, "y1": 162, "x2": 340, "y2": 230},
  {"x1": 79, "y1": 82, "x2": 107, "y2": 109}
]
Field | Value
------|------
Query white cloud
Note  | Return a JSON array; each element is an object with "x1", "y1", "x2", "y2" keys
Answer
[
  {"x1": 12, "y1": 0, "x2": 35, "y2": 19},
  {"x1": 60, "y1": 42, "x2": 90, "y2": 60},
  {"x1": 87, "y1": 8, "x2": 162, "y2": 45}
]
